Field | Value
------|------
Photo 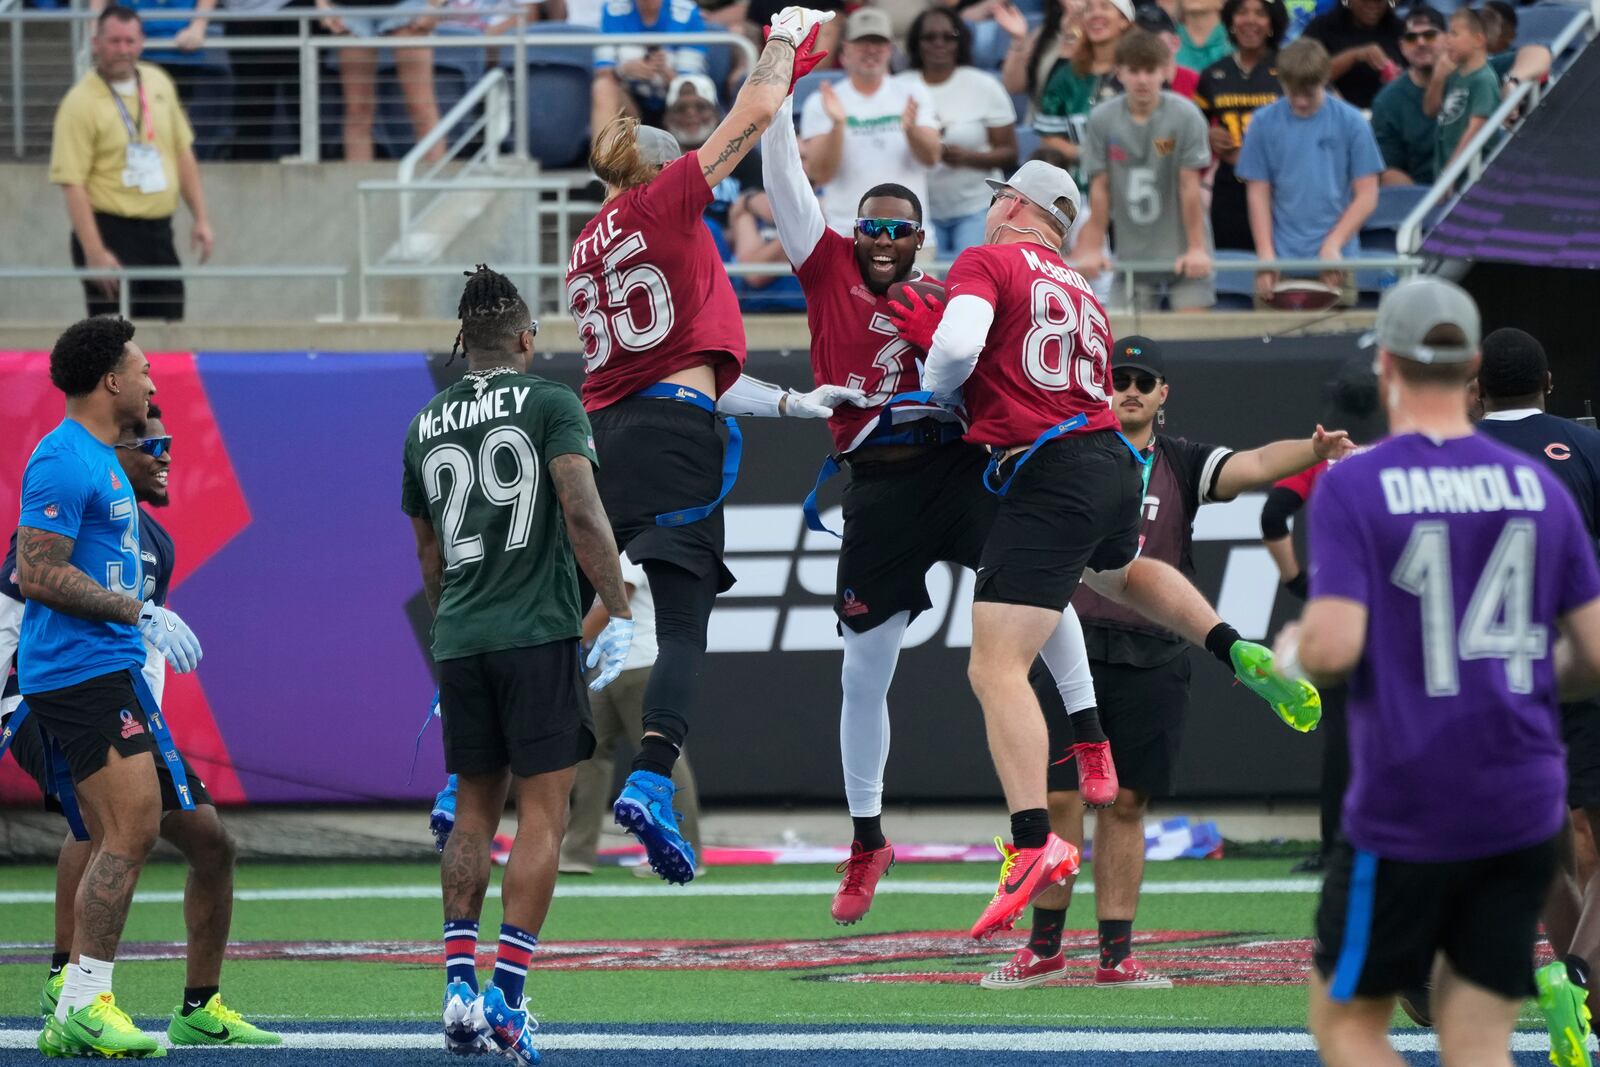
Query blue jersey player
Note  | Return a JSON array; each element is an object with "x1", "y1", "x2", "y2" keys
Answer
[
  {"x1": 1277, "y1": 278, "x2": 1600, "y2": 1067},
  {"x1": 1, "y1": 404, "x2": 279, "y2": 1051},
  {"x1": 13, "y1": 318, "x2": 207, "y2": 1059}
]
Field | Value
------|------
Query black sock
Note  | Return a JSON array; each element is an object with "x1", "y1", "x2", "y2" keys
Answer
[
  {"x1": 631, "y1": 736, "x2": 680, "y2": 778},
  {"x1": 1068, "y1": 707, "x2": 1107, "y2": 745},
  {"x1": 1028, "y1": 907, "x2": 1067, "y2": 958},
  {"x1": 1204, "y1": 622, "x2": 1243, "y2": 670},
  {"x1": 1010, "y1": 808, "x2": 1051, "y2": 850},
  {"x1": 852, "y1": 815, "x2": 887, "y2": 853},
  {"x1": 1567, "y1": 953, "x2": 1592, "y2": 989},
  {"x1": 181, "y1": 986, "x2": 219, "y2": 1015},
  {"x1": 1098, "y1": 919, "x2": 1133, "y2": 969},
  {"x1": 49, "y1": 953, "x2": 70, "y2": 978}
]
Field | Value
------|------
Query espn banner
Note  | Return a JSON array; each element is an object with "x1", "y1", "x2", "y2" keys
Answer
[{"x1": 0, "y1": 334, "x2": 1363, "y2": 806}]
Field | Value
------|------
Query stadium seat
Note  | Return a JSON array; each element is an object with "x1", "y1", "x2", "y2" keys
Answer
[
  {"x1": 1514, "y1": 4, "x2": 1585, "y2": 48},
  {"x1": 1367, "y1": 184, "x2": 1430, "y2": 232},
  {"x1": 704, "y1": 43, "x2": 735, "y2": 104},
  {"x1": 970, "y1": 19, "x2": 1010, "y2": 72},
  {"x1": 376, "y1": 23, "x2": 487, "y2": 159},
  {"x1": 792, "y1": 70, "x2": 847, "y2": 123},
  {"x1": 514, "y1": 21, "x2": 598, "y2": 70},
  {"x1": 508, "y1": 23, "x2": 597, "y2": 168},
  {"x1": 1014, "y1": 125, "x2": 1040, "y2": 162}
]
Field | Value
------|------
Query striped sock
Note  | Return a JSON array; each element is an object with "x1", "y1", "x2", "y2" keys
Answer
[
  {"x1": 443, "y1": 919, "x2": 479, "y2": 992},
  {"x1": 491, "y1": 924, "x2": 537, "y2": 1010}
]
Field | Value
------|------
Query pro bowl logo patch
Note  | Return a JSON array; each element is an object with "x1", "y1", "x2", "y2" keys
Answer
[
  {"x1": 110, "y1": 470, "x2": 122, "y2": 490},
  {"x1": 118, "y1": 709, "x2": 145, "y2": 740},
  {"x1": 43, "y1": 503, "x2": 59, "y2": 520}
]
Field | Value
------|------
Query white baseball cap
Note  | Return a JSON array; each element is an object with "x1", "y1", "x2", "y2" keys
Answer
[
  {"x1": 667, "y1": 74, "x2": 719, "y2": 108},
  {"x1": 1109, "y1": 0, "x2": 1135, "y2": 24},
  {"x1": 985, "y1": 160, "x2": 1081, "y2": 234}
]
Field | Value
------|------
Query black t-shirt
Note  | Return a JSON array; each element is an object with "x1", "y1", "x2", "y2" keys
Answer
[
  {"x1": 1302, "y1": 6, "x2": 1405, "y2": 109},
  {"x1": 1195, "y1": 52, "x2": 1281, "y2": 252},
  {"x1": 1476, "y1": 412, "x2": 1600, "y2": 547},
  {"x1": 1074, "y1": 434, "x2": 1234, "y2": 667}
]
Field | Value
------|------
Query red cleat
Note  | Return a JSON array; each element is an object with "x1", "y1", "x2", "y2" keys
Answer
[
  {"x1": 1056, "y1": 741, "x2": 1118, "y2": 808},
  {"x1": 1094, "y1": 955, "x2": 1172, "y2": 989},
  {"x1": 970, "y1": 834, "x2": 1080, "y2": 941},
  {"x1": 830, "y1": 841, "x2": 894, "y2": 925},
  {"x1": 979, "y1": 947, "x2": 1067, "y2": 990}
]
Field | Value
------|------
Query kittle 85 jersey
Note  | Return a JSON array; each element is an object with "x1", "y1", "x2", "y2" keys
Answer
[
  {"x1": 566, "y1": 153, "x2": 747, "y2": 413},
  {"x1": 401, "y1": 373, "x2": 598, "y2": 661},
  {"x1": 942, "y1": 242, "x2": 1119, "y2": 448}
]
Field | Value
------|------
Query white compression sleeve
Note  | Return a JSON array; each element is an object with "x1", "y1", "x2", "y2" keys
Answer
[
  {"x1": 761, "y1": 98, "x2": 827, "y2": 268},
  {"x1": 840, "y1": 611, "x2": 910, "y2": 818},
  {"x1": 715, "y1": 373, "x2": 786, "y2": 417},
  {"x1": 920, "y1": 293, "x2": 994, "y2": 399},
  {"x1": 1038, "y1": 605, "x2": 1097, "y2": 715}
]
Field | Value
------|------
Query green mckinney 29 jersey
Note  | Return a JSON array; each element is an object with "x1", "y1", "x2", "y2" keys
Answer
[{"x1": 401, "y1": 372, "x2": 598, "y2": 661}]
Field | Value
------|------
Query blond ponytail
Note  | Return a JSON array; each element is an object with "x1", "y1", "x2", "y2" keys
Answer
[{"x1": 590, "y1": 110, "x2": 662, "y2": 192}]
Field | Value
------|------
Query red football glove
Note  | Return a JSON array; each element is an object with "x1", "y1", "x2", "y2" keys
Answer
[
  {"x1": 763, "y1": 22, "x2": 829, "y2": 94},
  {"x1": 887, "y1": 288, "x2": 945, "y2": 353}
]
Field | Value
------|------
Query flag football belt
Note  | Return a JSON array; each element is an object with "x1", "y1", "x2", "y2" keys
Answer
[
  {"x1": 0, "y1": 667, "x2": 193, "y2": 841},
  {"x1": 983, "y1": 416, "x2": 1150, "y2": 497},
  {"x1": 634, "y1": 383, "x2": 742, "y2": 528},
  {"x1": 801, "y1": 391, "x2": 967, "y2": 540}
]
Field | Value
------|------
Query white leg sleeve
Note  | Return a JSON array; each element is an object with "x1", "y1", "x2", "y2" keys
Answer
[
  {"x1": 839, "y1": 611, "x2": 911, "y2": 819},
  {"x1": 1037, "y1": 605, "x2": 1097, "y2": 715}
]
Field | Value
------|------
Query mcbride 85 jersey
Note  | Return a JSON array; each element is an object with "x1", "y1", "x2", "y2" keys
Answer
[
  {"x1": 565, "y1": 153, "x2": 748, "y2": 413},
  {"x1": 943, "y1": 242, "x2": 1119, "y2": 448}
]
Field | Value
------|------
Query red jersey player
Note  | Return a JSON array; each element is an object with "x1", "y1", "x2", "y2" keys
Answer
[
  {"x1": 892, "y1": 161, "x2": 1321, "y2": 941},
  {"x1": 562, "y1": 7, "x2": 865, "y2": 887}
]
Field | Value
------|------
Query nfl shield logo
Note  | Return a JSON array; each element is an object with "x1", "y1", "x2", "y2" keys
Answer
[{"x1": 43, "y1": 503, "x2": 59, "y2": 519}]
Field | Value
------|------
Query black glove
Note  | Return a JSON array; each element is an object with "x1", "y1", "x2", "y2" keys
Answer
[{"x1": 1284, "y1": 572, "x2": 1309, "y2": 601}]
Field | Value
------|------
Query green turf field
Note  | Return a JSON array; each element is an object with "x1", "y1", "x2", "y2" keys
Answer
[{"x1": 7, "y1": 856, "x2": 1533, "y2": 1034}]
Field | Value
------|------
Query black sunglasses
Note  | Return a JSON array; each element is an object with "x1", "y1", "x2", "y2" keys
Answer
[
  {"x1": 1112, "y1": 371, "x2": 1160, "y2": 394},
  {"x1": 1402, "y1": 28, "x2": 1440, "y2": 41},
  {"x1": 116, "y1": 435, "x2": 172, "y2": 458},
  {"x1": 919, "y1": 31, "x2": 960, "y2": 42},
  {"x1": 856, "y1": 218, "x2": 921, "y2": 240}
]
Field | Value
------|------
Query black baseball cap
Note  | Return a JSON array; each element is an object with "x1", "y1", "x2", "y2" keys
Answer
[
  {"x1": 1112, "y1": 336, "x2": 1165, "y2": 377},
  {"x1": 1134, "y1": 4, "x2": 1177, "y2": 35},
  {"x1": 1405, "y1": 6, "x2": 1446, "y2": 31}
]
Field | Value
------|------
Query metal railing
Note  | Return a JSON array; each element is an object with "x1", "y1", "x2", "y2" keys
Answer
[
  {"x1": 3, "y1": 6, "x2": 759, "y2": 162},
  {"x1": 0, "y1": 265, "x2": 349, "y2": 320},
  {"x1": 395, "y1": 67, "x2": 512, "y2": 257},
  {"x1": 1396, "y1": 2, "x2": 1597, "y2": 256}
]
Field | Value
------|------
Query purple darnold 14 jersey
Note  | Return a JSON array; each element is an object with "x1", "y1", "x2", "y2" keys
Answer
[{"x1": 1309, "y1": 431, "x2": 1600, "y2": 863}]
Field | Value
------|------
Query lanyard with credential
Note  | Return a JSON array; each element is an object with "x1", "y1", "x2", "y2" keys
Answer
[{"x1": 103, "y1": 71, "x2": 153, "y2": 144}]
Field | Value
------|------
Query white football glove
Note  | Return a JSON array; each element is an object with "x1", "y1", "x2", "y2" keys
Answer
[
  {"x1": 586, "y1": 617, "x2": 635, "y2": 692},
  {"x1": 138, "y1": 601, "x2": 203, "y2": 674},
  {"x1": 767, "y1": 5, "x2": 835, "y2": 47},
  {"x1": 784, "y1": 384, "x2": 870, "y2": 419}
]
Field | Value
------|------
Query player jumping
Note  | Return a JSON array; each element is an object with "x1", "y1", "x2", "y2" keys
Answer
[{"x1": 564, "y1": 6, "x2": 865, "y2": 886}]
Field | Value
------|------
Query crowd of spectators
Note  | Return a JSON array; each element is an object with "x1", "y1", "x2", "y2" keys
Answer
[{"x1": 59, "y1": 0, "x2": 1569, "y2": 311}]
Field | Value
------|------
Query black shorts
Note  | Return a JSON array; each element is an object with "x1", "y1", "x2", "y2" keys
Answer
[
  {"x1": 1313, "y1": 835, "x2": 1559, "y2": 1002},
  {"x1": 835, "y1": 442, "x2": 996, "y2": 633},
  {"x1": 974, "y1": 431, "x2": 1142, "y2": 612},
  {"x1": 1561, "y1": 698, "x2": 1600, "y2": 810},
  {"x1": 6, "y1": 705, "x2": 211, "y2": 814},
  {"x1": 438, "y1": 639, "x2": 596, "y2": 778},
  {"x1": 589, "y1": 395, "x2": 736, "y2": 594},
  {"x1": 1038, "y1": 653, "x2": 1191, "y2": 796},
  {"x1": 22, "y1": 670, "x2": 177, "y2": 788}
]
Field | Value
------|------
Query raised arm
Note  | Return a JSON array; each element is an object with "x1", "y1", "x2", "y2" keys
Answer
[
  {"x1": 16, "y1": 527, "x2": 142, "y2": 625},
  {"x1": 1213, "y1": 426, "x2": 1353, "y2": 500},
  {"x1": 698, "y1": 8, "x2": 834, "y2": 190},
  {"x1": 761, "y1": 96, "x2": 828, "y2": 266},
  {"x1": 548, "y1": 454, "x2": 631, "y2": 620}
]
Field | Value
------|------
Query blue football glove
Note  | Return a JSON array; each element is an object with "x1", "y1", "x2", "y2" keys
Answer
[
  {"x1": 139, "y1": 601, "x2": 203, "y2": 673},
  {"x1": 430, "y1": 773, "x2": 457, "y2": 853},
  {"x1": 585, "y1": 617, "x2": 635, "y2": 692}
]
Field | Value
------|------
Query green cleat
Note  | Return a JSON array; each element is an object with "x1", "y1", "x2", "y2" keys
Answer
[
  {"x1": 168, "y1": 993, "x2": 283, "y2": 1047},
  {"x1": 1537, "y1": 960, "x2": 1594, "y2": 1067},
  {"x1": 40, "y1": 970, "x2": 63, "y2": 1018},
  {"x1": 47, "y1": 992, "x2": 166, "y2": 1058},
  {"x1": 1230, "y1": 640, "x2": 1321, "y2": 732}
]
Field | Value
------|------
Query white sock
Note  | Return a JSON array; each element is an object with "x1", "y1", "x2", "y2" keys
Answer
[
  {"x1": 840, "y1": 611, "x2": 910, "y2": 819},
  {"x1": 1038, "y1": 606, "x2": 1098, "y2": 715},
  {"x1": 57, "y1": 956, "x2": 114, "y2": 1019}
]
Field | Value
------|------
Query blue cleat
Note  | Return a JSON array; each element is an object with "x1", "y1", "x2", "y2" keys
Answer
[
  {"x1": 613, "y1": 770, "x2": 697, "y2": 885},
  {"x1": 431, "y1": 774, "x2": 458, "y2": 853},
  {"x1": 441, "y1": 979, "x2": 491, "y2": 1056},
  {"x1": 478, "y1": 984, "x2": 541, "y2": 1066}
]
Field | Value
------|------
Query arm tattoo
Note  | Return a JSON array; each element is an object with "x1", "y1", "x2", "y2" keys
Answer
[
  {"x1": 16, "y1": 527, "x2": 142, "y2": 625},
  {"x1": 548, "y1": 454, "x2": 630, "y2": 616},
  {"x1": 702, "y1": 121, "x2": 760, "y2": 179},
  {"x1": 747, "y1": 38, "x2": 795, "y2": 89}
]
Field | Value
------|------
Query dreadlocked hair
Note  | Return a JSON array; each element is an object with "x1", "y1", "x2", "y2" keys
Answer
[
  {"x1": 591, "y1": 110, "x2": 661, "y2": 192},
  {"x1": 450, "y1": 264, "x2": 530, "y2": 364}
]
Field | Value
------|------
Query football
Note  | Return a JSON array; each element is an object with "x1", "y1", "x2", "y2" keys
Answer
[
  {"x1": 886, "y1": 278, "x2": 946, "y2": 310},
  {"x1": 1265, "y1": 279, "x2": 1341, "y2": 312}
]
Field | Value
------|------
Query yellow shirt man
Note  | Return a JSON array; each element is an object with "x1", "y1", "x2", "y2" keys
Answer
[{"x1": 49, "y1": 61, "x2": 194, "y2": 221}]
